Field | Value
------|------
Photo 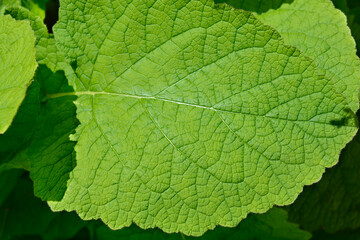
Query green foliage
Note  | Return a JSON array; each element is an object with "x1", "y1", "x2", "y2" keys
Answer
[
  {"x1": 0, "y1": 14, "x2": 37, "y2": 134},
  {"x1": 0, "y1": 0, "x2": 360, "y2": 239},
  {"x1": 47, "y1": 0, "x2": 357, "y2": 235}
]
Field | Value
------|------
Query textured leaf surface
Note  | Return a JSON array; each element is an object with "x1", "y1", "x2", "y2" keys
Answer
[
  {"x1": 257, "y1": 0, "x2": 360, "y2": 112},
  {"x1": 288, "y1": 115, "x2": 360, "y2": 232},
  {"x1": 5, "y1": 6, "x2": 76, "y2": 84},
  {"x1": 49, "y1": 0, "x2": 358, "y2": 235},
  {"x1": 0, "y1": 14, "x2": 37, "y2": 133},
  {"x1": 95, "y1": 208, "x2": 311, "y2": 240}
]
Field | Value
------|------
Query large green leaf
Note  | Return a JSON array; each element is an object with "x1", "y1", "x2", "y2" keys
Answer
[
  {"x1": 257, "y1": 0, "x2": 360, "y2": 112},
  {"x1": 334, "y1": 0, "x2": 360, "y2": 54},
  {"x1": 0, "y1": 14, "x2": 37, "y2": 134},
  {"x1": 47, "y1": 0, "x2": 358, "y2": 235}
]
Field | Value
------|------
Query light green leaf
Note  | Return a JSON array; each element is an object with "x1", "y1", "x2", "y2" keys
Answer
[
  {"x1": 288, "y1": 114, "x2": 360, "y2": 232},
  {"x1": 340, "y1": 0, "x2": 360, "y2": 54},
  {"x1": 95, "y1": 208, "x2": 311, "y2": 240},
  {"x1": 5, "y1": 6, "x2": 48, "y2": 44},
  {"x1": 257, "y1": 0, "x2": 360, "y2": 112},
  {"x1": 0, "y1": 14, "x2": 37, "y2": 134},
  {"x1": 5, "y1": 6, "x2": 76, "y2": 86},
  {"x1": 49, "y1": 0, "x2": 357, "y2": 235}
]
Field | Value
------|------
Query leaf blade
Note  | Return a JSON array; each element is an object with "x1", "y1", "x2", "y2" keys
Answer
[{"x1": 49, "y1": 0, "x2": 358, "y2": 235}]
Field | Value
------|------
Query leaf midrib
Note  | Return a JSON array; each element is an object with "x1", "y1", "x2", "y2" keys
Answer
[{"x1": 43, "y1": 90, "x2": 353, "y2": 127}]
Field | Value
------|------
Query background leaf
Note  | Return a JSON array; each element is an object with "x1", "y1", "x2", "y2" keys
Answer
[
  {"x1": 257, "y1": 0, "x2": 360, "y2": 112},
  {"x1": 0, "y1": 14, "x2": 37, "y2": 134}
]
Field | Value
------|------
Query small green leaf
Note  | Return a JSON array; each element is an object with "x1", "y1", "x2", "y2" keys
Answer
[
  {"x1": 5, "y1": 7, "x2": 75, "y2": 83},
  {"x1": 21, "y1": 0, "x2": 50, "y2": 20},
  {"x1": 0, "y1": 0, "x2": 21, "y2": 15},
  {"x1": 0, "y1": 14, "x2": 37, "y2": 134}
]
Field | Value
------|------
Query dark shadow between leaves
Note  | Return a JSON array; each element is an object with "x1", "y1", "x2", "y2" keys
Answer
[
  {"x1": 330, "y1": 108, "x2": 359, "y2": 128},
  {"x1": 214, "y1": 0, "x2": 294, "y2": 14},
  {"x1": 0, "y1": 77, "x2": 41, "y2": 167},
  {"x1": 29, "y1": 64, "x2": 79, "y2": 201},
  {"x1": 0, "y1": 173, "x2": 86, "y2": 240},
  {"x1": 44, "y1": 0, "x2": 59, "y2": 33},
  {"x1": 0, "y1": 64, "x2": 79, "y2": 202}
]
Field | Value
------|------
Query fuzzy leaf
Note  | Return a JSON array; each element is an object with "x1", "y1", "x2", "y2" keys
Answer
[{"x1": 49, "y1": 0, "x2": 358, "y2": 235}]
